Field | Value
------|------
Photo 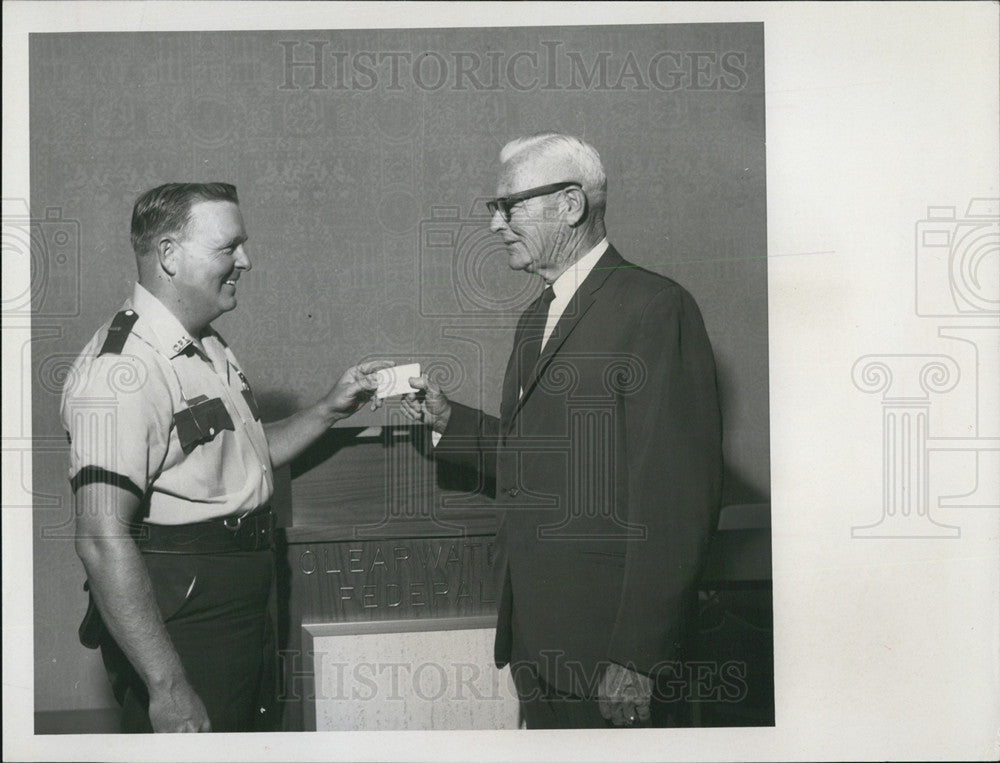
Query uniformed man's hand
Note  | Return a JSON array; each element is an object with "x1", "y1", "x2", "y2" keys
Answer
[
  {"x1": 148, "y1": 678, "x2": 212, "y2": 732},
  {"x1": 599, "y1": 662, "x2": 653, "y2": 727},
  {"x1": 325, "y1": 360, "x2": 395, "y2": 418},
  {"x1": 401, "y1": 374, "x2": 452, "y2": 434}
]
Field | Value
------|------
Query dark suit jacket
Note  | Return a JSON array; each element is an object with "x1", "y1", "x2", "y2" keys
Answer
[{"x1": 437, "y1": 246, "x2": 723, "y2": 697}]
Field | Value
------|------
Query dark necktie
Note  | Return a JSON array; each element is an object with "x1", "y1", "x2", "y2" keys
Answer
[{"x1": 518, "y1": 285, "x2": 556, "y2": 395}]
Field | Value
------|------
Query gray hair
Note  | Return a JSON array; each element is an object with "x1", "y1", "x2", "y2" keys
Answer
[
  {"x1": 131, "y1": 182, "x2": 238, "y2": 256},
  {"x1": 499, "y1": 133, "x2": 607, "y2": 213}
]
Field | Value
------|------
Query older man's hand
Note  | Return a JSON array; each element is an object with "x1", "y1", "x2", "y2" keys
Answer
[
  {"x1": 599, "y1": 662, "x2": 653, "y2": 727},
  {"x1": 401, "y1": 374, "x2": 452, "y2": 434}
]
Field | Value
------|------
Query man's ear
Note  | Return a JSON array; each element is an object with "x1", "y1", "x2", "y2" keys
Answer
[
  {"x1": 157, "y1": 236, "x2": 178, "y2": 276},
  {"x1": 564, "y1": 187, "x2": 589, "y2": 227}
]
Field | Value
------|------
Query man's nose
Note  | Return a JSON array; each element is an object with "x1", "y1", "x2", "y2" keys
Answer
[
  {"x1": 489, "y1": 209, "x2": 507, "y2": 234},
  {"x1": 235, "y1": 244, "x2": 252, "y2": 271}
]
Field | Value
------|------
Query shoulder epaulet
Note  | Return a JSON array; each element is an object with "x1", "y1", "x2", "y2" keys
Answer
[{"x1": 98, "y1": 309, "x2": 139, "y2": 356}]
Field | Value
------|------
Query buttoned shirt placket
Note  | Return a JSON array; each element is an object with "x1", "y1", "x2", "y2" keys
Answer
[
  {"x1": 177, "y1": 334, "x2": 272, "y2": 515},
  {"x1": 200, "y1": 335, "x2": 273, "y2": 514}
]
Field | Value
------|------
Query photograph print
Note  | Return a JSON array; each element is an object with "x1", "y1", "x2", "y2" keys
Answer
[{"x1": 26, "y1": 21, "x2": 771, "y2": 734}]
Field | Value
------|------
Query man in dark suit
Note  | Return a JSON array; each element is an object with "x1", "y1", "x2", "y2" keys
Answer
[{"x1": 403, "y1": 134, "x2": 722, "y2": 728}]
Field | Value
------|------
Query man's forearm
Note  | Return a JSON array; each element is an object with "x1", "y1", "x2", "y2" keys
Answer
[
  {"x1": 264, "y1": 400, "x2": 342, "y2": 469},
  {"x1": 76, "y1": 535, "x2": 189, "y2": 693}
]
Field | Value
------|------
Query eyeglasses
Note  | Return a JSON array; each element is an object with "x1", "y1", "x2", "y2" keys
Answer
[{"x1": 486, "y1": 181, "x2": 583, "y2": 222}]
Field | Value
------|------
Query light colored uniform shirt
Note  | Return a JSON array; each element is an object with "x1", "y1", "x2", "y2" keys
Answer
[
  {"x1": 431, "y1": 238, "x2": 610, "y2": 445},
  {"x1": 61, "y1": 283, "x2": 273, "y2": 525}
]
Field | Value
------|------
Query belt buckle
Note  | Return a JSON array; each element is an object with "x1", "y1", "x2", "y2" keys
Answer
[{"x1": 223, "y1": 515, "x2": 243, "y2": 533}]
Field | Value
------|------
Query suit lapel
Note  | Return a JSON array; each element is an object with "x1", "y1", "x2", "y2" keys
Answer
[
  {"x1": 500, "y1": 291, "x2": 546, "y2": 432},
  {"x1": 508, "y1": 246, "x2": 625, "y2": 427}
]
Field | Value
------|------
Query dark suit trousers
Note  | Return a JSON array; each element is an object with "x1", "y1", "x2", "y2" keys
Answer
[
  {"x1": 508, "y1": 607, "x2": 605, "y2": 729},
  {"x1": 508, "y1": 605, "x2": 691, "y2": 729}
]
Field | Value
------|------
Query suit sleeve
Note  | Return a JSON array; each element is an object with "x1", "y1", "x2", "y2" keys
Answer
[
  {"x1": 434, "y1": 307, "x2": 532, "y2": 498},
  {"x1": 434, "y1": 401, "x2": 500, "y2": 499},
  {"x1": 607, "y1": 286, "x2": 723, "y2": 674}
]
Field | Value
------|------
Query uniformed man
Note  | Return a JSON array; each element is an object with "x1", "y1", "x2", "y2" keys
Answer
[{"x1": 62, "y1": 182, "x2": 389, "y2": 733}]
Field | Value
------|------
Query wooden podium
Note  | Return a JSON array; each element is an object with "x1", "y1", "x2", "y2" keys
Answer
[{"x1": 277, "y1": 424, "x2": 506, "y2": 731}]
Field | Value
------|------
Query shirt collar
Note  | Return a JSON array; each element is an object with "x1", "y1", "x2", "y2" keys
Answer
[
  {"x1": 549, "y1": 237, "x2": 609, "y2": 301},
  {"x1": 130, "y1": 283, "x2": 202, "y2": 358}
]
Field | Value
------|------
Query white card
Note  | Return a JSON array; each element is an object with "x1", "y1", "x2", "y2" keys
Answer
[{"x1": 374, "y1": 363, "x2": 421, "y2": 399}]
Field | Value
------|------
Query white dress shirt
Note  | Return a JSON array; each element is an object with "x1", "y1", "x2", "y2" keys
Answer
[{"x1": 539, "y1": 237, "x2": 609, "y2": 353}]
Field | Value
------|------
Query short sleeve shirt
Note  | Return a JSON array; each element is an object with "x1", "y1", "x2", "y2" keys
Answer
[{"x1": 60, "y1": 283, "x2": 274, "y2": 525}]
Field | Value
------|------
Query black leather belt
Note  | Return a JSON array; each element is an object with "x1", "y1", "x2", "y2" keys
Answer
[{"x1": 135, "y1": 506, "x2": 275, "y2": 554}]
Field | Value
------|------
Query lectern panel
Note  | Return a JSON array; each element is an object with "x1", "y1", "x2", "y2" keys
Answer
[{"x1": 304, "y1": 618, "x2": 519, "y2": 731}]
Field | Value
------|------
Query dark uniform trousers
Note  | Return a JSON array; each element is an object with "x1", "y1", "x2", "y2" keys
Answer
[{"x1": 101, "y1": 549, "x2": 278, "y2": 733}]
